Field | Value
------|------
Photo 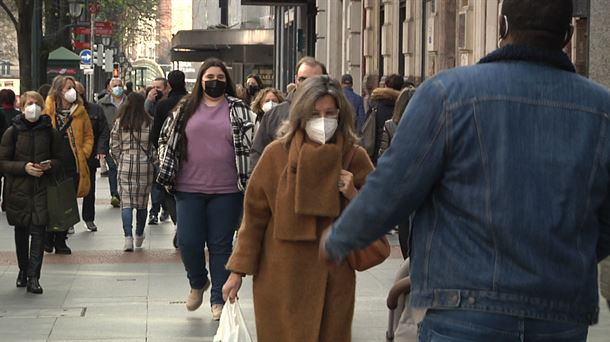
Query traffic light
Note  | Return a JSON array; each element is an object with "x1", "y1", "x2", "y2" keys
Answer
[
  {"x1": 112, "y1": 63, "x2": 120, "y2": 78},
  {"x1": 93, "y1": 44, "x2": 105, "y2": 67}
]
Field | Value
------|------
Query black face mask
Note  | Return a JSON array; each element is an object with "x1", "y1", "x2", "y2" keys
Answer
[
  {"x1": 247, "y1": 85, "x2": 259, "y2": 96},
  {"x1": 204, "y1": 80, "x2": 227, "y2": 98}
]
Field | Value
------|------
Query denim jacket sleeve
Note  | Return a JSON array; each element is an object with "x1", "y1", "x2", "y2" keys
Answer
[
  {"x1": 598, "y1": 190, "x2": 610, "y2": 261},
  {"x1": 325, "y1": 79, "x2": 449, "y2": 262}
]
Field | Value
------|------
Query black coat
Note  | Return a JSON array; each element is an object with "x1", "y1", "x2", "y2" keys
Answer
[
  {"x1": 150, "y1": 88, "x2": 188, "y2": 148},
  {"x1": 84, "y1": 101, "x2": 110, "y2": 168},
  {"x1": 0, "y1": 115, "x2": 63, "y2": 227},
  {"x1": 368, "y1": 88, "x2": 400, "y2": 163}
]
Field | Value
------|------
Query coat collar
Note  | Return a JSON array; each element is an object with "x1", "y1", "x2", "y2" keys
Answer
[{"x1": 478, "y1": 44, "x2": 576, "y2": 73}]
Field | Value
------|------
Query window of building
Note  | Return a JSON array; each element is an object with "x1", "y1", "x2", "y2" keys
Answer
[
  {"x1": 461, "y1": 0, "x2": 469, "y2": 7},
  {"x1": 458, "y1": 13, "x2": 466, "y2": 49}
]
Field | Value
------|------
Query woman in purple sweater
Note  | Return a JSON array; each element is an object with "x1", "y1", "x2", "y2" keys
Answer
[{"x1": 157, "y1": 58, "x2": 254, "y2": 320}]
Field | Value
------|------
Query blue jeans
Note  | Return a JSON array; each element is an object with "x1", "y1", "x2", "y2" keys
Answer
[
  {"x1": 105, "y1": 155, "x2": 119, "y2": 197},
  {"x1": 121, "y1": 208, "x2": 147, "y2": 237},
  {"x1": 418, "y1": 310, "x2": 588, "y2": 342},
  {"x1": 175, "y1": 191, "x2": 243, "y2": 305}
]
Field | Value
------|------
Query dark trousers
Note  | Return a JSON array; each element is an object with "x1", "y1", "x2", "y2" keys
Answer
[
  {"x1": 105, "y1": 155, "x2": 119, "y2": 197},
  {"x1": 175, "y1": 191, "x2": 243, "y2": 304},
  {"x1": 15, "y1": 225, "x2": 45, "y2": 278},
  {"x1": 164, "y1": 191, "x2": 177, "y2": 224},
  {"x1": 81, "y1": 164, "x2": 97, "y2": 222}
]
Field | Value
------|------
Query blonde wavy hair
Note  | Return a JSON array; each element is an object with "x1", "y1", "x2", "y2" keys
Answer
[
  {"x1": 19, "y1": 91, "x2": 44, "y2": 110},
  {"x1": 250, "y1": 87, "x2": 285, "y2": 114},
  {"x1": 278, "y1": 75, "x2": 358, "y2": 147}
]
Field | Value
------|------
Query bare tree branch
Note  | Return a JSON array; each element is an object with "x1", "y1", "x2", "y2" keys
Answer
[{"x1": 0, "y1": 0, "x2": 18, "y2": 29}]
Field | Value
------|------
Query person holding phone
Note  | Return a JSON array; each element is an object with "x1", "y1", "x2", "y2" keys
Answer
[{"x1": 0, "y1": 91, "x2": 63, "y2": 294}]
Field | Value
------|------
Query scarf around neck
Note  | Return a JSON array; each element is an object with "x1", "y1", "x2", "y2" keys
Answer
[
  {"x1": 478, "y1": 44, "x2": 576, "y2": 73},
  {"x1": 273, "y1": 130, "x2": 347, "y2": 241}
]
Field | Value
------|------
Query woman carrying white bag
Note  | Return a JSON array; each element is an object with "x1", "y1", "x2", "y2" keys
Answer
[{"x1": 213, "y1": 300, "x2": 253, "y2": 342}]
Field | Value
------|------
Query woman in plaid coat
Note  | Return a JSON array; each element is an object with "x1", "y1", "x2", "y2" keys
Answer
[{"x1": 110, "y1": 93, "x2": 154, "y2": 252}]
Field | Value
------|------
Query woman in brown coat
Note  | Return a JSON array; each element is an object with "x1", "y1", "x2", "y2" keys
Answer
[{"x1": 223, "y1": 75, "x2": 374, "y2": 342}]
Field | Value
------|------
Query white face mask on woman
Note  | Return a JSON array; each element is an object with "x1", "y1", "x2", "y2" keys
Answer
[
  {"x1": 64, "y1": 88, "x2": 77, "y2": 103},
  {"x1": 24, "y1": 104, "x2": 42, "y2": 122},
  {"x1": 262, "y1": 101, "x2": 278, "y2": 113},
  {"x1": 305, "y1": 117, "x2": 338, "y2": 144}
]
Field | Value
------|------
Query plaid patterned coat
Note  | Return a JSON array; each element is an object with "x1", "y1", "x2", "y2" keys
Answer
[
  {"x1": 157, "y1": 96, "x2": 254, "y2": 192},
  {"x1": 110, "y1": 120, "x2": 154, "y2": 209}
]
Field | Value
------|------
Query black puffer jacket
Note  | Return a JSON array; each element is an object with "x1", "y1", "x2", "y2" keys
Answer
[
  {"x1": 368, "y1": 87, "x2": 400, "y2": 163},
  {"x1": 0, "y1": 115, "x2": 63, "y2": 227}
]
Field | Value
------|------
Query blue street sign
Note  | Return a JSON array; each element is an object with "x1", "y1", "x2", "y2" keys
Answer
[{"x1": 80, "y1": 49, "x2": 92, "y2": 65}]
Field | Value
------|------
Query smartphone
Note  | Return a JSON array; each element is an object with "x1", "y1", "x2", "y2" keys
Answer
[{"x1": 39, "y1": 160, "x2": 51, "y2": 167}]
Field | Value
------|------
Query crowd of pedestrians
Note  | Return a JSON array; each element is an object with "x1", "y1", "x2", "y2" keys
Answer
[{"x1": 0, "y1": 0, "x2": 609, "y2": 340}]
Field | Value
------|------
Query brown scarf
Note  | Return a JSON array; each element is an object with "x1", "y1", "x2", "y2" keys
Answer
[{"x1": 274, "y1": 131, "x2": 348, "y2": 241}]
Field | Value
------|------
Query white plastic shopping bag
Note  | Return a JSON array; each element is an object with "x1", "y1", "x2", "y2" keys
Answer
[{"x1": 213, "y1": 300, "x2": 253, "y2": 342}]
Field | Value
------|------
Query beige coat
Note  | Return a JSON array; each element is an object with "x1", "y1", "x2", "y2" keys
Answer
[{"x1": 226, "y1": 133, "x2": 374, "y2": 342}]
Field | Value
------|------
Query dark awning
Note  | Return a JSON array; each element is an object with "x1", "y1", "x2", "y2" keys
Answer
[{"x1": 171, "y1": 28, "x2": 274, "y2": 63}]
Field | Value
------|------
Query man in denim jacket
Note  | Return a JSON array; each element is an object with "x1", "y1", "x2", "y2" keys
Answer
[{"x1": 322, "y1": 0, "x2": 610, "y2": 340}]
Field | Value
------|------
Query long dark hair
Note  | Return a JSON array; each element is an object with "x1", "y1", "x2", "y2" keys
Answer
[
  {"x1": 115, "y1": 92, "x2": 151, "y2": 132},
  {"x1": 177, "y1": 58, "x2": 236, "y2": 160}
]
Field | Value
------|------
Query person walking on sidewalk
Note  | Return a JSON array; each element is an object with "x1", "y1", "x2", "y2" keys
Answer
[
  {"x1": 44, "y1": 76, "x2": 94, "y2": 253},
  {"x1": 75, "y1": 82, "x2": 109, "y2": 232},
  {"x1": 321, "y1": 0, "x2": 610, "y2": 340},
  {"x1": 98, "y1": 77, "x2": 125, "y2": 208},
  {"x1": 110, "y1": 93, "x2": 154, "y2": 252},
  {"x1": 157, "y1": 58, "x2": 254, "y2": 320},
  {"x1": 0, "y1": 91, "x2": 63, "y2": 294},
  {"x1": 222, "y1": 76, "x2": 373, "y2": 342}
]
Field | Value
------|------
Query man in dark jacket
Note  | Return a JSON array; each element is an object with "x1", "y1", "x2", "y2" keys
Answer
[
  {"x1": 341, "y1": 74, "x2": 366, "y2": 131},
  {"x1": 367, "y1": 75, "x2": 403, "y2": 164},
  {"x1": 249, "y1": 57, "x2": 327, "y2": 170},
  {"x1": 76, "y1": 82, "x2": 110, "y2": 232},
  {"x1": 149, "y1": 70, "x2": 187, "y2": 230}
]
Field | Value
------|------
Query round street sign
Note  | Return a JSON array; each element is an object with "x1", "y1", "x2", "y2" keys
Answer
[
  {"x1": 88, "y1": 3, "x2": 97, "y2": 14},
  {"x1": 79, "y1": 49, "x2": 92, "y2": 65}
]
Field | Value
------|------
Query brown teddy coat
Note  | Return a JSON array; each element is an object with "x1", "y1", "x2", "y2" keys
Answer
[{"x1": 226, "y1": 132, "x2": 374, "y2": 342}]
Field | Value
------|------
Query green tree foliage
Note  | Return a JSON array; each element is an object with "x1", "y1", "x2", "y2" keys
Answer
[{"x1": 95, "y1": 0, "x2": 158, "y2": 52}]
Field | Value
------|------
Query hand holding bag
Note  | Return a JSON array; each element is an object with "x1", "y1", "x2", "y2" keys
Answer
[
  {"x1": 46, "y1": 176, "x2": 80, "y2": 232},
  {"x1": 342, "y1": 146, "x2": 391, "y2": 271},
  {"x1": 213, "y1": 300, "x2": 253, "y2": 342}
]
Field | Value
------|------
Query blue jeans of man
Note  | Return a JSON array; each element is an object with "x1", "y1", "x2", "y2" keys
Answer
[
  {"x1": 149, "y1": 167, "x2": 166, "y2": 216},
  {"x1": 121, "y1": 208, "x2": 147, "y2": 237},
  {"x1": 175, "y1": 191, "x2": 243, "y2": 305},
  {"x1": 418, "y1": 310, "x2": 588, "y2": 342},
  {"x1": 105, "y1": 155, "x2": 119, "y2": 197}
]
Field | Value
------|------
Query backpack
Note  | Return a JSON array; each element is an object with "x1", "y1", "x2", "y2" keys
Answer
[{"x1": 359, "y1": 107, "x2": 376, "y2": 159}]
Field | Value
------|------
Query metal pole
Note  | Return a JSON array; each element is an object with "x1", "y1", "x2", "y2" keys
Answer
[
  {"x1": 31, "y1": 0, "x2": 43, "y2": 90},
  {"x1": 89, "y1": 0, "x2": 96, "y2": 102}
]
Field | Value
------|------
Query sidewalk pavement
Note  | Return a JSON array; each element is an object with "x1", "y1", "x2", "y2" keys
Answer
[{"x1": 0, "y1": 174, "x2": 608, "y2": 341}]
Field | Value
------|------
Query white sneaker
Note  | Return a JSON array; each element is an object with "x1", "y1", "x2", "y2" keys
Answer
[
  {"x1": 134, "y1": 234, "x2": 145, "y2": 248},
  {"x1": 123, "y1": 237, "x2": 134, "y2": 252}
]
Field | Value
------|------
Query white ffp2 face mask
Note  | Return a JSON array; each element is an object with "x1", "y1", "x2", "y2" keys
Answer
[
  {"x1": 262, "y1": 101, "x2": 277, "y2": 113},
  {"x1": 305, "y1": 117, "x2": 338, "y2": 144},
  {"x1": 24, "y1": 104, "x2": 42, "y2": 122},
  {"x1": 64, "y1": 88, "x2": 77, "y2": 103}
]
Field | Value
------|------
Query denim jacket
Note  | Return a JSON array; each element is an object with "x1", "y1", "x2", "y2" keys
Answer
[{"x1": 325, "y1": 45, "x2": 610, "y2": 325}]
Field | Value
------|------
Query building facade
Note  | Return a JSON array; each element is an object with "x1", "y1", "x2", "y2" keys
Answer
[{"x1": 314, "y1": 0, "x2": 598, "y2": 95}]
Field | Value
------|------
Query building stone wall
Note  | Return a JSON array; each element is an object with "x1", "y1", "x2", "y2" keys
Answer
[{"x1": 589, "y1": 0, "x2": 610, "y2": 88}]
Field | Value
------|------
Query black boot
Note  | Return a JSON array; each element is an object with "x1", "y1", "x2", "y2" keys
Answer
[
  {"x1": 16, "y1": 270, "x2": 27, "y2": 288},
  {"x1": 54, "y1": 232, "x2": 71, "y2": 255},
  {"x1": 26, "y1": 278, "x2": 43, "y2": 294},
  {"x1": 44, "y1": 232, "x2": 54, "y2": 253}
]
